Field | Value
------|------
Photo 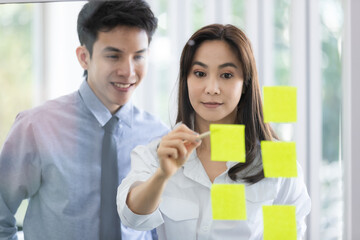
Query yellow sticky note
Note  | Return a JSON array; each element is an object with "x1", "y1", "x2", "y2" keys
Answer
[
  {"x1": 263, "y1": 205, "x2": 297, "y2": 240},
  {"x1": 263, "y1": 86, "x2": 297, "y2": 123},
  {"x1": 211, "y1": 184, "x2": 246, "y2": 220},
  {"x1": 261, "y1": 141, "x2": 297, "y2": 178},
  {"x1": 210, "y1": 124, "x2": 245, "y2": 162}
]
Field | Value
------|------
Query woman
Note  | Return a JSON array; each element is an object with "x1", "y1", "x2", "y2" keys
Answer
[{"x1": 117, "y1": 24, "x2": 311, "y2": 240}]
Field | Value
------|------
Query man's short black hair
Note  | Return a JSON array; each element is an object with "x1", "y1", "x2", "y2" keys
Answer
[{"x1": 77, "y1": 0, "x2": 158, "y2": 57}]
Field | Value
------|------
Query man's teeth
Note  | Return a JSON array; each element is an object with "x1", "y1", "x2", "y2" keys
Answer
[{"x1": 114, "y1": 83, "x2": 131, "y2": 88}]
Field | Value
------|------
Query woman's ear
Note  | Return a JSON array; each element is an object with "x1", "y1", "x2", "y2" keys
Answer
[{"x1": 76, "y1": 46, "x2": 90, "y2": 70}]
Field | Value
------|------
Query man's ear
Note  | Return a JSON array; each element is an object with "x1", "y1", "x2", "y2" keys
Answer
[{"x1": 76, "y1": 46, "x2": 90, "y2": 70}]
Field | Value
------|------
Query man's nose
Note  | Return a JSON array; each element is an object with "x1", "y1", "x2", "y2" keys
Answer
[{"x1": 117, "y1": 59, "x2": 135, "y2": 79}]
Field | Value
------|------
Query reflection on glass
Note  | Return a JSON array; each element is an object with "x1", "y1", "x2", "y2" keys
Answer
[
  {"x1": 320, "y1": 0, "x2": 343, "y2": 239},
  {"x1": 0, "y1": 4, "x2": 34, "y2": 234},
  {"x1": 0, "y1": 1, "x2": 345, "y2": 239},
  {"x1": 274, "y1": 0, "x2": 291, "y2": 86},
  {"x1": 272, "y1": 0, "x2": 344, "y2": 238},
  {"x1": 0, "y1": 4, "x2": 34, "y2": 147}
]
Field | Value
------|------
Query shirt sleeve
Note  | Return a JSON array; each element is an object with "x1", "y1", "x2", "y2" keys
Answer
[
  {"x1": 116, "y1": 139, "x2": 164, "y2": 231},
  {"x1": 274, "y1": 162, "x2": 311, "y2": 239},
  {"x1": 0, "y1": 113, "x2": 41, "y2": 239}
]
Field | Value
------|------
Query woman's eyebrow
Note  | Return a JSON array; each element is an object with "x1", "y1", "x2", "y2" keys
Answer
[
  {"x1": 192, "y1": 61, "x2": 208, "y2": 68},
  {"x1": 219, "y1": 62, "x2": 238, "y2": 69},
  {"x1": 192, "y1": 61, "x2": 238, "y2": 69}
]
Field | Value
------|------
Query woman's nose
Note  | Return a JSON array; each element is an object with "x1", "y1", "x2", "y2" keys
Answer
[{"x1": 205, "y1": 77, "x2": 220, "y2": 95}]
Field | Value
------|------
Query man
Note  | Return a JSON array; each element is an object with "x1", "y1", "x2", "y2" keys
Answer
[{"x1": 0, "y1": 1, "x2": 168, "y2": 239}]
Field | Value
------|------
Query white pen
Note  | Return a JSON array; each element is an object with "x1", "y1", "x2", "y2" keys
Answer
[
  {"x1": 197, "y1": 131, "x2": 211, "y2": 140},
  {"x1": 183, "y1": 130, "x2": 211, "y2": 145}
]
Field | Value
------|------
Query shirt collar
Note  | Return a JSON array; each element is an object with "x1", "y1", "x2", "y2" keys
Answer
[
  {"x1": 182, "y1": 150, "x2": 212, "y2": 188},
  {"x1": 78, "y1": 80, "x2": 133, "y2": 128},
  {"x1": 114, "y1": 99, "x2": 133, "y2": 128}
]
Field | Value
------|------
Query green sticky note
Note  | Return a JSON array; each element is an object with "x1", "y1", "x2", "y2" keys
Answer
[
  {"x1": 263, "y1": 205, "x2": 297, "y2": 240},
  {"x1": 261, "y1": 141, "x2": 297, "y2": 178},
  {"x1": 263, "y1": 86, "x2": 297, "y2": 123},
  {"x1": 210, "y1": 124, "x2": 245, "y2": 162},
  {"x1": 211, "y1": 184, "x2": 246, "y2": 220}
]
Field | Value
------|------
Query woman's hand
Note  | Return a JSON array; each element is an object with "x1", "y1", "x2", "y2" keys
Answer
[
  {"x1": 157, "y1": 124, "x2": 201, "y2": 179},
  {"x1": 126, "y1": 124, "x2": 202, "y2": 215}
]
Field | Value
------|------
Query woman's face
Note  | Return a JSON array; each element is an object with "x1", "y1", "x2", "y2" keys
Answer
[{"x1": 187, "y1": 40, "x2": 244, "y2": 126}]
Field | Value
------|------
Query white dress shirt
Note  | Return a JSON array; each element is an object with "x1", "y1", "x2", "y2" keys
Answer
[{"x1": 117, "y1": 138, "x2": 311, "y2": 240}]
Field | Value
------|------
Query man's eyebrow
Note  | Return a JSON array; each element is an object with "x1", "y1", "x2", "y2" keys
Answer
[
  {"x1": 219, "y1": 62, "x2": 238, "y2": 69},
  {"x1": 135, "y1": 48, "x2": 148, "y2": 54},
  {"x1": 192, "y1": 61, "x2": 208, "y2": 68},
  {"x1": 103, "y1": 46, "x2": 122, "y2": 53},
  {"x1": 102, "y1": 47, "x2": 148, "y2": 54}
]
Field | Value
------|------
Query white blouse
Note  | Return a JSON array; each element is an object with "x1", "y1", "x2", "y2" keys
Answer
[{"x1": 117, "y1": 138, "x2": 311, "y2": 240}]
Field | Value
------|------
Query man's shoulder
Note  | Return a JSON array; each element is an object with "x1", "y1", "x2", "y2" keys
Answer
[
  {"x1": 39, "y1": 91, "x2": 80, "y2": 111},
  {"x1": 132, "y1": 106, "x2": 169, "y2": 131},
  {"x1": 17, "y1": 91, "x2": 80, "y2": 122},
  {"x1": 129, "y1": 106, "x2": 170, "y2": 143}
]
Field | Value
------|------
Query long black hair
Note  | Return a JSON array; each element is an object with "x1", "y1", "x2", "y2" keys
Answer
[{"x1": 176, "y1": 24, "x2": 278, "y2": 184}]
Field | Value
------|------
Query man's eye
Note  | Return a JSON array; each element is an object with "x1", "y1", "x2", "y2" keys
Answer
[
  {"x1": 107, "y1": 55, "x2": 118, "y2": 59},
  {"x1": 134, "y1": 55, "x2": 145, "y2": 61},
  {"x1": 221, "y1": 73, "x2": 233, "y2": 79},
  {"x1": 194, "y1": 71, "x2": 206, "y2": 77}
]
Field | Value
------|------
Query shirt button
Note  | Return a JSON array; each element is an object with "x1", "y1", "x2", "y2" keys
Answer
[{"x1": 202, "y1": 226, "x2": 209, "y2": 232}]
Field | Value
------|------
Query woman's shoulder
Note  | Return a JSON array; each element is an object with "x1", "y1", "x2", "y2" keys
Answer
[
  {"x1": 134, "y1": 137, "x2": 161, "y2": 152},
  {"x1": 131, "y1": 138, "x2": 162, "y2": 165}
]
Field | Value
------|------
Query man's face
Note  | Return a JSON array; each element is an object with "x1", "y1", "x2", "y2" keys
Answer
[{"x1": 82, "y1": 26, "x2": 149, "y2": 114}]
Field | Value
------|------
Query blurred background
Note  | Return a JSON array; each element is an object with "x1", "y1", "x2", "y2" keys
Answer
[{"x1": 0, "y1": 0, "x2": 357, "y2": 239}]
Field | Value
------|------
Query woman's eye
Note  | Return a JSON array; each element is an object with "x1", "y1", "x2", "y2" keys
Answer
[
  {"x1": 221, "y1": 73, "x2": 233, "y2": 79},
  {"x1": 194, "y1": 71, "x2": 206, "y2": 77}
]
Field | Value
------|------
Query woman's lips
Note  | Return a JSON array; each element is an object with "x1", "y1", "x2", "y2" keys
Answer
[{"x1": 202, "y1": 102, "x2": 223, "y2": 108}]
